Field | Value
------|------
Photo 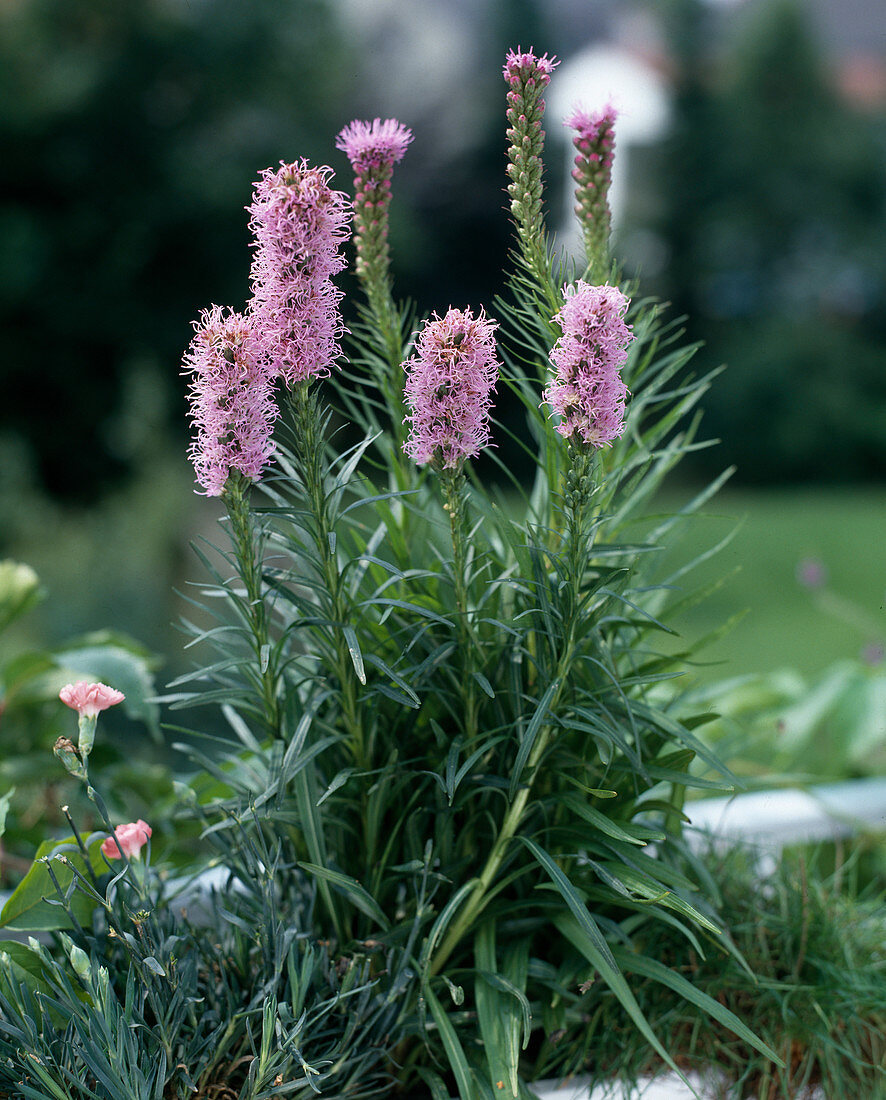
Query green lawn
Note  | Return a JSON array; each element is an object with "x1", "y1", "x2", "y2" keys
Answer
[{"x1": 649, "y1": 484, "x2": 886, "y2": 683}]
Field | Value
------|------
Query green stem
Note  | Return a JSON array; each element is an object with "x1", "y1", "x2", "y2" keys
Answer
[
  {"x1": 290, "y1": 382, "x2": 368, "y2": 771},
  {"x1": 223, "y1": 471, "x2": 280, "y2": 737},
  {"x1": 428, "y1": 447, "x2": 597, "y2": 976},
  {"x1": 440, "y1": 466, "x2": 478, "y2": 743}
]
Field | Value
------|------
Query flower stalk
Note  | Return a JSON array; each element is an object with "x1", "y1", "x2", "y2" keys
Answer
[
  {"x1": 223, "y1": 470, "x2": 280, "y2": 737},
  {"x1": 566, "y1": 104, "x2": 617, "y2": 283}
]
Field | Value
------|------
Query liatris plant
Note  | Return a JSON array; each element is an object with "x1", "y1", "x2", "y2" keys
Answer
[
  {"x1": 0, "y1": 45, "x2": 795, "y2": 1100},
  {"x1": 566, "y1": 104, "x2": 618, "y2": 282}
]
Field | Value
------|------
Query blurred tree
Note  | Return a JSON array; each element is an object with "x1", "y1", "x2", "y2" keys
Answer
[
  {"x1": 635, "y1": 0, "x2": 886, "y2": 483},
  {"x1": 0, "y1": 0, "x2": 352, "y2": 503}
]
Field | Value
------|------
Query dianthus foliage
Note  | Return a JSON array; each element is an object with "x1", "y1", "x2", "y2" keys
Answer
[{"x1": 0, "y1": 46, "x2": 791, "y2": 1100}]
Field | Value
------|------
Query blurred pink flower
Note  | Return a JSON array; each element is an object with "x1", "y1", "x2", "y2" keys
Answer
[
  {"x1": 59, "y1": 681, "x2": 125, "y2": 718},
  {"x1": 101, "y1": 820, "x2": 152, "y2": 861},
  {"x1": 402, "y1": 307, "x2": 500, "y2": 469},
  {"x1": 796, "y1": 557, "x2": 828, "y2": 589},
  {"x1": 565, "y1": 103, "x2": 617, "y2": 271}
]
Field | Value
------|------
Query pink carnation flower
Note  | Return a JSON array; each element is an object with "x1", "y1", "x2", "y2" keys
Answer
[
  {"x1": 543, "y1": 281, "x2": 634, "y2": 447},
  {"x1": 101, "y1": 820, "x2": 152, "y2": 861},
  {"x1": 182, "y1": 305, "x2": 277, "y2": 496},
  {"x1": 248, "y1": 159, "x2": 351, "y2": 386},
  {"x1": 402, "y1": 308, "x2": 500, "y2": 469},
  {"x1": 59, "y1": 681, "x2": 125, "y2": 718}
]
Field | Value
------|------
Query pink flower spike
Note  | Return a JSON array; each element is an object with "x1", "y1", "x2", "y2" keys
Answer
[
  {"x1": 247, "y1": 160, "x2": 352, "y2": 387},
  {"x1": 543, "y1": 281, "x2": 634, "y2": 448},
  {"x1": 101, "y1": 820, "x2": 152, "y2": 861},
  {"x1": 59, "y1": 681, "x2": 125, "y2": 718},
  {"x1": 402, "y1": 307, "x2": 501, "y2": 469},
  {"x1": 182, "y1": 306, "x2": 277, "y2": 496}
]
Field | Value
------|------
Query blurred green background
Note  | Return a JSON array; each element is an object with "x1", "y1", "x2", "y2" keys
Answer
[{"x1": 1, "y1": 0, "x2": 884, "y2": 687}]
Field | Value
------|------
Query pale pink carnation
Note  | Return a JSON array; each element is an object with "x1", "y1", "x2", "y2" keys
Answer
[
  {"x1": 543, "y1": 281, "x2": 634, "y2": 447},
  {"x1": 402, "y1": 308, "x2": 500, "y2": 469},
  {"x1": 59, "y1": 681, "x2": 125, "y2": 718},
  {"x1": 182, "y1": 306, "x2": 277, "y2": 496},
  {"x1": 101, "y1": 820, "x2": 152, "y2": 861},
  {"x1": 248, "y1": 160, "x2": 351, "y2": 385},
  {"x1": 335, "y1": 118, "x2": 413, "y2": 172}
]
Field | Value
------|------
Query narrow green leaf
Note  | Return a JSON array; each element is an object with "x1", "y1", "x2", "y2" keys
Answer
[
  {"x1": 316, "y1": 768, "x2": 354, "y2": 806},
  {"x1": 520, "y1": 837, "x2": 618, "y2": 977},
  {"x1": 424, "y1": 982, "x2": 475, "y2": 1100},
  {"x1": 560, "y1": 792, "x2": 664, "y2": 846},
  {"x1": 297, "y1": 862, "x2": 388, "y2": 930},
  {"x1": 614, "y1": 947, "x2": 784, "y2": 1065},
  {"x1": 510, "y1": 679, "x2": 560, "y2": 798},
  {"x1": 422, "y1": 879, "x2": 479, "y2": 969},
  {"x1": 342, "y1": 625, "x2": 366, "y2": 684}
]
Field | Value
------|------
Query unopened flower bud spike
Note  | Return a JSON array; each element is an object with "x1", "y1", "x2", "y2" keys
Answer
[
  {"x1": 503, "y1": 48, "x2": 560, "y2": 304},
  {"x1": 566, "y1": 104, "x2": 618, "y2": 284}
]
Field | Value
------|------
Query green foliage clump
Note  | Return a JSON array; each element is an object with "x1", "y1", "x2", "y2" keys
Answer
[{"x1": 580, "y1": 845, "x2": 886, "y2": 1100}]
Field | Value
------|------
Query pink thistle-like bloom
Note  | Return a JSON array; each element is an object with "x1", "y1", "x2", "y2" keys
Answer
[
  {"x1": 544, "y1": 281, "x2": 634, "y2": 447},
  {"x1": 565, "y1": 103, "x2": 617, "y2": 274},
  {"x1": 182, "y1": 305, "x2": 277, "y2": 496},
  {"x1": 248, "y1": 159, "x2": 351, "y2": 386},
  {"x1": 59, "y1": 681, "x2": 125, "y2": 718},
  {"x1": 403, "y1": 308, "x2": 500, "y2": 469},
  {"x1": 335, "y1": 119, "x2": 413, "y2": 300},
  {"x1": 336, "y1": 118, "x2": 413, "y2": 173},
  {"x1": 101, "y1": 820, "x2": 152, "y2": 861}
]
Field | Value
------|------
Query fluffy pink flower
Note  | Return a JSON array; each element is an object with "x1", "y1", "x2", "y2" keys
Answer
[
  {"x1": 248, "y1": 160, "x2": 351, "y2": 386},
  {"x1": 59, "y1": 681, "x2": 125, "y2": 718},
  {"x1": 402, "y1": 308, "x2": 500, "y2": 468},
  {"x1": 101, "y1": 820, "x2": 152, "y2": 861},
  {"x1": 544, "y1": 281, "x2": 634, "y2": 447},
  {"x1": 182, "y1": 306, "x2": 277, "y2": 496},
  {"x1": 335, "y1": 118, "x2": 413, "y2": 173}
]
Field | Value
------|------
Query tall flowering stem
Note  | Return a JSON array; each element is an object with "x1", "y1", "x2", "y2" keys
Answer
[
  {"x1": 181, "y1": 306, "x2": 281, "y2": 732},
  {"x1": 431, "y1": 287, "x2": 633, "y2": 979},
  {"x1": 289, "y1": 381, "x2": 367, "y2": 768},
  {"x1": 566, "y1": 104, "x2": 617, "y2": 283},
  {"x1": 402, "y1": 308, "x2": 500, "y2": 741},
  {"x1": 248, "y1": 160, "x2": 351, "y2": 387},
  {"x1": 336, "y1": 119, "x2": 412, "y2": 342},
  {"x1": 503, "y1": 48, "x2": 559, "y2": 288}
]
